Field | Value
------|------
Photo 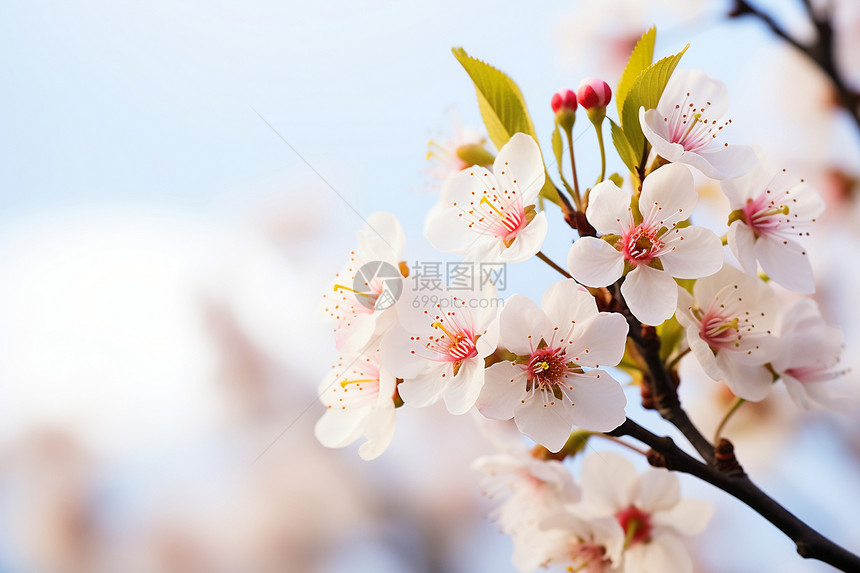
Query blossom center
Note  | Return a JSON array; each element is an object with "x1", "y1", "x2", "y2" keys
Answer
[
  {"x1": 430, "y1": 321, "x2": 478, "y2": 364},
  {"x1": 526, "y1": 346, "x2": 569, "y2": 390},
  {"x1": 665, "y1": 94, "x2": 731, "y2": 153},
  {"x1": 620, "y1": 224, "x2": 664, "y2": 265},
  {"x1": 732, "y1": 194, "x2": 790, "y2": 238},
  {"x1": 480, "y1": 196, "x2": 526, "y2": 241},
  {"x1": 615, "y1": 505, "x2": 652, "y2": 546},
  {"x1": 697, "y1": 301, "x2": 741, "y2": 351}
]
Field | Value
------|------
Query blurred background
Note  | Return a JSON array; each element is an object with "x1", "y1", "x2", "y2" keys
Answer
[{"x1": 1, "y1": 0, "x2": 859, "y2": 571}]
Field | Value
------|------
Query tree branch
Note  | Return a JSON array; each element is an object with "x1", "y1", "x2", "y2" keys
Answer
[
  {"x1": 611, "y1": 418, "x2": 860, "y2": 572},
  {"x1": 730, "y1": 0, "x2": 860, "y2": 139}
]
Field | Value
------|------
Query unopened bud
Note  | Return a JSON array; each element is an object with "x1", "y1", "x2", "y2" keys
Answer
[
  {"x1": 576, "y1": 78, "x2": 612, "y2": 110},
  {"x1": 551, "y1": 89, "x2": 577, "y2": 132}
]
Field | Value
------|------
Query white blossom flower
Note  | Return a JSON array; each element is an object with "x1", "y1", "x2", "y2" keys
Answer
[
  {"x1": 579, "y1": 452, "x2": 712, "y2": 573},
  {"x1": 426, "y1": 114, "x2": 494, "y2": 184},
  {"x1": 722, "y1": 155, "x2": 825, "y2": 293},
  {"x1": 640, "y1": 70, "x2": 758, "y2": 180},
  {"x1": 321, "y1": 212, "x2": 406, "y2": 354},
  {"x1": 380, "y1": 284, "x2": 499, "y2": 415},
  {"x1": 473, "y1": 445, "x2": 580, "y2": 538},
  {"x1": 314, "y1": 346, "x2": 396, "y2": 461},
  {"x1": 773, "y1": 298, "x2": 848, "y2": 411},
  {"x1": 676, "y1": 264, "x2": 780, "y2": 401},
  {"x1": 476, "y1": 279, "x2": 628, "y2": 451},
  {"x1": 567, "y1": 164, "x2": 723, "y2": 325},
  {"x1": 425, "y1": 133, "x2": 548, "y2": 263},
  {"x1": 527, "y1": 511, "x2": 625, "y2": 573}
]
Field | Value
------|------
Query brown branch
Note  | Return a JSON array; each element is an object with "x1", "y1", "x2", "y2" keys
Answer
[
  {"x1": 611, "y1": 418, "x2": 860, "y2": 572},
  {"x1": 730, "y1": 0, "x2": 860, "y2": 140}
]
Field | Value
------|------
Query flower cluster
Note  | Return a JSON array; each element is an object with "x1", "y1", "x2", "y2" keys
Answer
[{"x1": 315, "y1": 30, "x2": 852, "y2": 573}]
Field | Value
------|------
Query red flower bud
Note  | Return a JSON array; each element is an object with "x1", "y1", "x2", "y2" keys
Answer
[
  {"x1": 550, "y1": 89, "x2": 578, "y2": 114},
  {"x1": 576, "y1": 78, "x2": 612, "y2": 110}
]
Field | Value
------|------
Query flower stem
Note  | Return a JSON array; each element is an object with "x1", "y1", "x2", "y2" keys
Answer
[
  {"x1": 536, "y1": 251, "x2": 572, "y2": 279},
  {"x1": 592, "y1": 432, "x2": 649, "y2": 456},
  {"x1": 714, "y1": 397, "x2": 746, "y2": 443},
  {"x1": 563, "y1": 126, "x2": 582, "y2": 209},
  {"x1": 591, "y1": 115, "x2": 607, "y2": 187}
]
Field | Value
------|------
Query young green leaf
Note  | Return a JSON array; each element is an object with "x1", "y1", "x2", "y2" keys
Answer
[
  {"x1": 620, "y1": 45, "x2": 689, "y2": 170},
  {"x1": 551, "y1": 123, "x2": 575, "y2": 198},
  {"x1": 610, "y1": 118, "x2": 638, "y2": 176},
  {"x1": 616, "y1": 27, "x2": 656, "y2": 119},
  {"x1": 452, "y1": 47, "x2": 560, "y2": 205}
]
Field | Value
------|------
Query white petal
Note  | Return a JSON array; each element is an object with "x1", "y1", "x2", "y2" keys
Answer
[
  {"x1": 476, "y1": 361, "x2": 526, "y2": 420},
  {"x1": 658, "y1": 70, "x2": 729, "y2": 118},
  {"x1": 493, "y1": 132, "x2": 545, "y2": 204},
  {"x1": 379, "y1": 325, "x2": 426, "y2": 379},
  {"x1": 621, "y1": 266, "x2": 678, "y2": 325},
  {"x1": 441, "y1": 358, "x2": 484, "y2": 415},
  {"x1": 626, "y1": 533, "x2": 693, "y2": 573},
  {"x1": 581, "y1": 451, "x2": 637, "y2": 515},
  {"x1": 497, "y1": 210, "x2": 547, "y2": 263},
  {"x1": 566, "y1": 370, "x2": 627, "y2": 432},
  {"x1": 636, "y1": 468, "x2": 680, "y2": 513},
  {"x1": 498, "y1": 294, "x2": 553, "y2": 355},
  {"x1": 639, "y1": 163, "x2": 697, "y2": 228},
  {"x1": 357, "y1": 211, "x2": 406, "y2": 262},
  {"x1": 514, "y1": 393, "x2": 576, "y2": 452},
  {"x1": 540, "y1": 278, "x2": 599, "y2": 325},
  {"x1": 654, "y1": 498, "x2": 713, "y2": 536},
  {"x1": 563, "y1": 313, "x2": 629, "y2": 368},
  {"x1": 658, "y1": 225, "x2": 724, "y2": 279},
  {"x1": 727, "y1": 220, "x2": 758, "y2": 275},
  {"x1": 567, "y1": 237, "x2": 624, "y2": 287},
  {"x1": 397, "y1": 367, "x2": 447, "y2": 408},
  {"x1": 314, "y1": 408, "x2": 366, "y2": 449},
  {"x1": 689, "y1": 143, "x2": 759, "y2": 180},
  {"x1": 641, "y1": 108, "x2": 685, "y2": 163},
  {"x1": 686, "y1": 324, "x2": 725, "y2": 381},
  {"x1": 585, "y1": 179, "x2": 630, "y2": 235},
  {"x1": 424, "y1": 200, "x2": 480, "y2": 255},
  {"x1": 720, "y1": 150, "x2": 769, "y2": 207},
  {"x1": 357, "y1": 406, "x2": 396, "y2": 460},
  {"x1": 717, "y1": 353, "x2": 774, "y2": 401},
  {"x1": 754, "y1": 236, "x2": 815, "y2": 293}
]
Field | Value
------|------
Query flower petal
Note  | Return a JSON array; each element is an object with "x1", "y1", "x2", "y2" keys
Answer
[
  {"x1": 567, "y1": 237, "x2": 624, "y2": 287},
  {"x1": 476, "y1": 361, "x2": 526, "y2": 421},
  {"x1": 727, "y1": 220, "x2": 758, "y2": 275},
  {"x1": 498, "y1": 210, "x2": 548, "y2": 263},
  {"x1": 639, "y1": 163, "x2": 697, "y2": 229},
  {"x1": 498, "y1": 294, "x2": 554, "y2": 355},
  {"x1": 717, "y1": 353, "x2": 774, "y2": 401},
  {"x1": 514, "y1": 392, "x2": 576, "y2": 452},
  {"x1": 621, "y1": 266, "x2": 678, "y2": 325},
  {"x1": 563, "y1": 313, "x2": 629, "y2": 368},
  {"x1": 659, "y1": 225, "x2": 723, "y2": 279},
  {"x1": 653, "y1": 498, "x2": 713, "y2": 536},
  {"x1": 540, "y1": 278, "x2": 599, "y2": 326},
  {"x1": 690, "y1": 143, "x2": 759, "y2": 180},
  {"x1": 585, "y1": 179, "x2": 630, "y2": 235},
  {"x1": 566, "y1": 370, "x2": 627, "y2": 432},
  {"x1": 754, "y1": 236, "x2": 815, "y2": 293},
  {"x1": 442, "y1": 358, "x2": 484, "y2": 415},
  {"x1": 357, "y1": 406, "x2": 396, "y2": 460},
  {"x1": 636, "y1": 468, "x2": 680, "y2": 513},
  {"x1": 581, "y1": 451, "x2": 637, "y2": 515},
  {"x1": 493, "y1": 133, "x2": 545, "y2": 205},
  {"x1": 357, "y1": 211, "x2": 406, "y2": 262}
]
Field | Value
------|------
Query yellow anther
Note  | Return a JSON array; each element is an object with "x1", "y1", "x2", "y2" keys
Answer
[
  {"x1": 480, "y1": 196, "x2": 505, "y2": 218},
  {"x1": 340, "y1": 378, "x2": 374, "y2": 388},
  {"x1": 431, "y1": 321, "x2": 458, "y2": 340},
  {"x1": 333, "y1": 284, "x2": 371, "y2": 298}
]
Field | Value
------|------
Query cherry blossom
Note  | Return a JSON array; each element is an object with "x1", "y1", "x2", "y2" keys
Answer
[
  {"x1": 426, "y1": 113, "x2": 495, "y2": 184},
  {"x1": 566, "y1": 164, "x2": 723, "y2": 325},
  {"x1": 425, "y1": 132, "x2": 548, "y2": 263},
  {"x1": 321, "y1": 212, "x2": 406, "y2": 354},
  {"x1": 773, "y1": 298, "x2": 848, "y2": 411},
  {"x1": 579, "y1": 452, "x2": 712, "y2": 573},
  {"x1": 475, "y1": 279, "x2": 628, "y2": 451},
  {"x1": 528, "y1": 512, "x2": 624, "y2": 573},
  {"x1": 676, "y1": 264, "x2": 780, "y2": 401},
  {"x1": 722, "y1": 155, "x2": 825, "y2": 293},
  {"x1": 639, "y1": 69, "x2": 757, "y2": 180},
  {"x1": 380, "y1": 284, "x2": 499, "y2": 415},
  {"x1": 314, "y1": 346, "x2": 397, "y2": 461},
  {"x1": 473, "y1": 445, "x2": 580, "y2": 537}
]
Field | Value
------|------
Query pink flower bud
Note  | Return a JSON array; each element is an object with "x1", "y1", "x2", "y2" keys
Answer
[
  {"x1": 576, "y1": 78, "x2": 612, "y2": 110},
  {"x1": 550, "y1": 89, "x2": 578, "y2": 114}
]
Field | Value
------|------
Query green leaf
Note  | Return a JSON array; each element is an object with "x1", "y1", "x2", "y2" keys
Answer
[
  {"x1": 620, "y1": 45, "x2": 689, "y2": 170},
  {"x1": 452, "y1": 47, "x2": 560, "y2": 206},
  {"x1": 610, "y1": 119, "x2": 637, "y2": 176},
  {"x1": 616, "y1": 27, "x2": 656, "y2": 119},
  {"x1": 452, "y1": 47, "x2": 536, "y2": 149},
  {"x1": 657, "y1": 315, "x2": 684, "y2": 363}
]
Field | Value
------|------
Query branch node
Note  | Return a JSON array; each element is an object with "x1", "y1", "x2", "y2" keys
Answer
[{"x1": 714, "y1": 438, "x2": 746, "y2": 477}]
